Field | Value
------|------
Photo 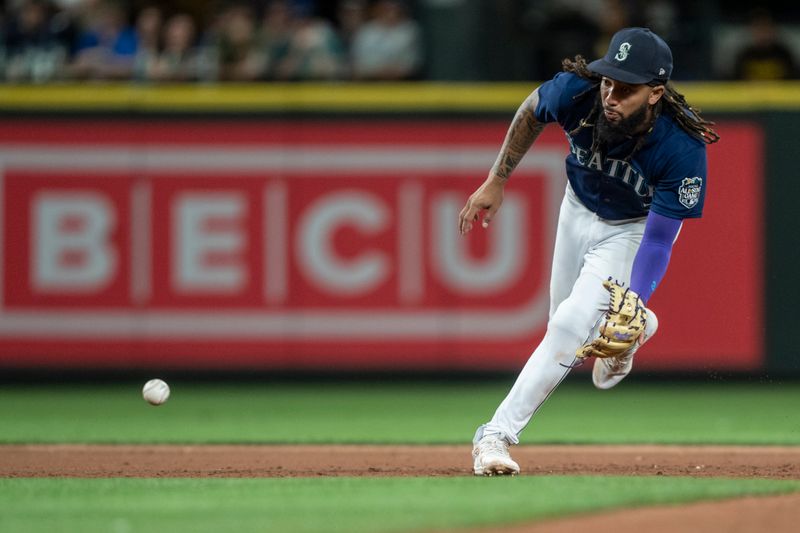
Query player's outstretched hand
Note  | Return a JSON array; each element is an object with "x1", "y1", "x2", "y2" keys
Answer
[{"x1": 459, "y1": 175, "x2": 505, "y2": 235}]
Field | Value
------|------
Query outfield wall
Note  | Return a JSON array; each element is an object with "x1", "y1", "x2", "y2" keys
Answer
[{"x1": 0, "y1": 82, "x2": 793, "y2": 373}]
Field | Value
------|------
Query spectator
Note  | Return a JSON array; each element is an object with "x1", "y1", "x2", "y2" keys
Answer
[
  {"x1": 336, "y1": 0, "x2": 367, "y2": 50},
  {"x1": 146, "y1": 13, "x2": 199, "y2": 82},
  {"x1": 258, "y1": 0, "x2": 295, "y2": 80},
  {"x1": 0, "y1": 10, "x2": 5, "y2": 76},
  {"x1": 350, "y1": 0, "x2": 422, "y2": 80},
  {"x1": 131, "y1": 5, "x2": 161, "y2": 81},
  {"x1": 4, "y1": 0, "x2": 69, "y2": 82},
  {"x1": 69, "y1": 0, "x2": 137, "y2": 79},
  {"x1": 642, "y1": 0, "x2": 677, "y2": 41},
  {"x1": 216, "y1": 4, "x2": 268, "y2": 81},
  {"x1": 525, "y1": 0, "x2": 603, "y2": 80},
  {"x1": 273, "y1": 4, "x2": 345, "y2": 80},
  {"x1": 733, "y1": 8, "x2": 798, "y2": 80}
]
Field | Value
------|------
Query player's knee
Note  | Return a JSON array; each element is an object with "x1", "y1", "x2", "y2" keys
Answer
[{"x1": 547, "y1": 304, "x2": 601, "y2": 346}]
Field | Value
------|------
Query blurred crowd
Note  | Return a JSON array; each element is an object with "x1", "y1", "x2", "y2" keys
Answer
[
  {"x1": 513, "y1": 0, "x2": 798, "y2": 81},
  {"x1": 0, "y1": 0, "x2": 424, "y2": 82},
  {"x1": 1, "y1": 0, "x2": 798, "y2": 83}
]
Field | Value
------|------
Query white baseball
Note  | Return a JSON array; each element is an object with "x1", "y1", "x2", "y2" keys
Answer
[{"x1": 142, "y1": 379, "x2": 170, "y2": 406}]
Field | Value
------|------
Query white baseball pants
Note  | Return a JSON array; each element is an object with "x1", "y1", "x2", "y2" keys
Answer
[{"x1": 479, "y1": 183, "x2": 646, "y2": 444}]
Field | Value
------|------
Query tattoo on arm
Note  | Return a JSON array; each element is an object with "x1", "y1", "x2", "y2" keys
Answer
[{"x1": 490, "y1": 90, "x2": 546, "y2": 182}]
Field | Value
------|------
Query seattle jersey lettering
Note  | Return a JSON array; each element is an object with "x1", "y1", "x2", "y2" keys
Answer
[{"x1": 565, "y1": 133, "x2": 654, "y2": 205}]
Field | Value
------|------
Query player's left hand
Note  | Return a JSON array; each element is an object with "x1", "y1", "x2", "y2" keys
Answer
[
  {"x1": 459, "y1": 175, "x2": 505, "y2": 235},
  {"x1": 577, "y1": 279, "x2": 648, "y2": 359}
]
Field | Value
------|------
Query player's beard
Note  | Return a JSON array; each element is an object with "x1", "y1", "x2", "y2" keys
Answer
[{"x1": 596, "y1": 98, "x2": 650, "y2": 147}]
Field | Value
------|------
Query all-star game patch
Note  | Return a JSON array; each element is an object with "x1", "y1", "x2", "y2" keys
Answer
[{"x1": 678, "y1": 176, "x2": 702, "y2": 209}]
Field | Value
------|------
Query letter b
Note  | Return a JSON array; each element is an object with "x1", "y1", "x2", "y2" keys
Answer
[{"x1": 33, "y1": 192, "x2": 117, "y2": 292}]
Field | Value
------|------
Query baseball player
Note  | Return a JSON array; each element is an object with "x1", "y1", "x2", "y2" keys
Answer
[{"x1": 460, "y1": 27, "x2": 719, "y2": 476}]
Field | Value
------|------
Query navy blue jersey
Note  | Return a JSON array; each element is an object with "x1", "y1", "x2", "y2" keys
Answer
[{"x1": 534, "y1": 72, "x2": 707, "y2": 220}]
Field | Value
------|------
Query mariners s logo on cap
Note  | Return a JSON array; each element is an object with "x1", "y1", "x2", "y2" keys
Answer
[
  {"x1": 614, "y1": 43, "x2": 631, "y2": 61},
  {"x1": 588, "y1": 27, "x2": 673, "y2": 84}
]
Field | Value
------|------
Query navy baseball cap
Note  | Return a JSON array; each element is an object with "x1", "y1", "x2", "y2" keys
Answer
[{"x1": 588, "y1": 27, "x2": 673, "y2": 85}]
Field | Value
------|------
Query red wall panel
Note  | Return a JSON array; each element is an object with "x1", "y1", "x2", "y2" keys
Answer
[{"x1": 0, "y1": 120, "x2": 762, "y2": 370}]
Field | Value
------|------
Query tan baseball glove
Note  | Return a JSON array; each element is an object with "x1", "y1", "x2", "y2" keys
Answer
[{"x1": 576, "y1": 279, "x2": 648, "y2": 359}]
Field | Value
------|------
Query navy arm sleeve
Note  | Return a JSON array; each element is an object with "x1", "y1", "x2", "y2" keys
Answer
[{"x1": 630, "y1": 211, "x2": 683, "y2": 304}]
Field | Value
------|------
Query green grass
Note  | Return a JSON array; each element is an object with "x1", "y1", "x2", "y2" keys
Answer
[
  {"x1": 2, "y1": 476, "x2": 799, "y2": 533},
  {"x1": 1, "y1": 381, "x2": 799, "y2": 444}
]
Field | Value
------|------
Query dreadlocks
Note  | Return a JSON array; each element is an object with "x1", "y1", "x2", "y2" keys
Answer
[{"x1": 561, "y1": 55, "x2": 720, "y2": 158}]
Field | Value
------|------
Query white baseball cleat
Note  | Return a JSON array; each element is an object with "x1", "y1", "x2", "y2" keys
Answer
[
  {"x1": 592, "y1": 309, "x2": 658, "y2": 390},
  {"x1": 472, "y1": 435, "x2": 520, "y2": 476}
]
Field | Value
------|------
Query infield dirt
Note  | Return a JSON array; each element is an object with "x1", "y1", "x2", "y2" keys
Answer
[
  {"x1": 3, "y1": 444, "x2": 799, "y2": 532},
  {"x1": 2, "y1": 443, "x2": 799, "y2": 478}
]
